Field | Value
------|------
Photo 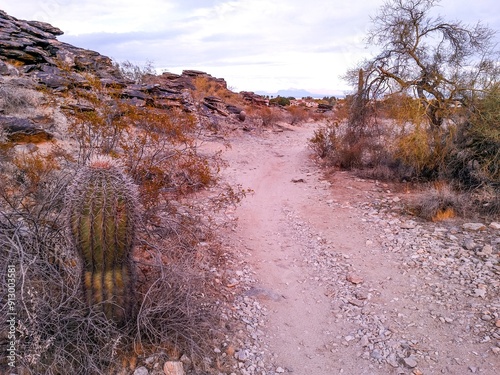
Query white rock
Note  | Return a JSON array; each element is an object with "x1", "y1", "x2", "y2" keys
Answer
[
  {"x1": 462, "y1": 223, "x2": 486, "y2": 231},
  {"x1": 133, "y1": 367, "x2": 149, "y2": 375},
  {"x1": 163, "y1": 361, "x2": 185, "y2": 375},
  {"x1": 489, "y1": 222, "x2": 500, "y2": 230},
  {"x1": 474, "y1": 288, "x2": 487, "y2": 298},
  {"x1": 403, "y1": 356, "x2": 418, "y2": 368}
]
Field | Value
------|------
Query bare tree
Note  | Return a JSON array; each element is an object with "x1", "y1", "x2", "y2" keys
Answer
[{"x1": 346, "y1": 0, "x2": 499, "y2": 128}]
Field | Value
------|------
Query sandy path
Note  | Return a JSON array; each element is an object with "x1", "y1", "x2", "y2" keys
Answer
[
  {"x1": 221, "y1": 124, "x2": 370, "y2": 373},
  {"x1": 218, "y1": 122, "x2": 499, "y2": 375}
]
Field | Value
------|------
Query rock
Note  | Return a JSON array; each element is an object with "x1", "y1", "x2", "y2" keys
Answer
[
  {"x1": 360, "y1": 335, "x2": 370, "y2": 346},
  {"x1": 238, "y1": 110, "x2": 247, "y2": 122},
  {"x1": 317, "y1": 103, "x2": 333, "y2": 112},
  {"x1": 387, "y1": 353, "x2": 399, "y2": 368},
  {"x1": 403, "y1": 356, "x2": 418, "y2": 368},
  {"x1": 370, "y1": 349, "x2": 383, "y2": 360},
  {"x1": 401, "y1": 221, "x2": 416, "y2": 229},
  {"x1": 0, "y1": 115, "x2": 53, "y2": 143},
  {"x1": 473, "y1": 288, "x2": 487, "y2": 298},
  {"x1": 479, "y1": 245, "x2": 493, "y2": 256},
  {"x1": 462, "y1": 223, "x2": 486, "y2": 231},
  {"x1": 346, "y1": 273, "x2": 364, "y2": 284},
  {"x1": 163, "y1": 361, "x2": 185, "y2": 375},
  {"x1": 489, "y1": 222, "x2": 500, "y2": 230},
  {"x1": 275, "y1": 367, "x2": 285, "y2": 373},
  {"x1": 133, "y1": 366, "x2": 149, "y2": 375},
  {"x1": 463, "y1": 238, "x2": 476, "y2": 250},
  {"x1": 235, "y1": 349, "x2": 250, "y2": 362},
  {"x1": 202, "y1": 96, "x2": 230, "y2": 116},
  {"x1": 225, "y1": 345, "x2": 236, "y2": 357},
  {"x1": 240, "y1": 91, "x2": 269, "y2": 106},
  {"x1": 179, "y1": 354, "x2": 191, "y2": 369},
  {"x1": 0, "y1": 60, "x2": 10, "y2": 75}
]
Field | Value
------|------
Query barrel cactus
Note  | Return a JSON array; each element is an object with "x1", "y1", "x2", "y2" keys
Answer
[{"x1": 65, "y1": 156, "x2": 138, "y2": 324}]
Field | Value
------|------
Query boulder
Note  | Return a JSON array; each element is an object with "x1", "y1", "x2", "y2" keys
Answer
[
  {"x1": 240, "y1": 91, "x2": 268, "y2": 106},
  {"x1": 0, "y1": 115, "x2": 53, "y2": 143}
]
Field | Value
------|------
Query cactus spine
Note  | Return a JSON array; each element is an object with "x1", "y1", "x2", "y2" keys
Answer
[{"x1": 65, "y1": 156, "x2": 138, "y2": 324}]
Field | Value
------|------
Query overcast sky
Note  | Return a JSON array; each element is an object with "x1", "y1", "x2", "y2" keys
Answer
[{"x1": 2, "y1": 0, "x2": 499, "y2": 95}]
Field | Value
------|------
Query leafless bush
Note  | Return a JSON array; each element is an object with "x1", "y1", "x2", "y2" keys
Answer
[
  {"x1": 0, "y1": 136, "x2": 230, "y2": 374},
  {"x1": 0, "y1": 165, "x2": 130, "y2": 374},
  {"x1": 0, "y1": 84, "x2": 41, "y2": 115},
  {"x1": 309, "y1": 119, "x2": 390, "y2": 170},
  {"x1": 115, "y1": 60, "x2": 156, "y2": 84},
  {"x1": 286, "y1": 105, "x2": 310, "y2": 125},
  {"x1": 255, "y1": 106, "x2": 286, "y2": 127}
]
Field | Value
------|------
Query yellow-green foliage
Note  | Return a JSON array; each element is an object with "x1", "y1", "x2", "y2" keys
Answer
[
  {"x1": 463, "y1": 85, "x2": 500, "y2": 184},
  {"x1": 394, "y1": 125, "x2": 433, "y2": 175},
  {"x1": 381, "y1": 93, "x2": 427, "y2": 126}
]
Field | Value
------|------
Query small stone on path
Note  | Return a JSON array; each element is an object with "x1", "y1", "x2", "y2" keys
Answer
[
  {"x1": 403, "y1": 356, "x2": 418, "y2": 368},
  {"x1": 462, "y1": 223, "x2": 486, "y2": 231},
  {"x1": 163, "y1": 361, "x2": 185, "y2": 375},
  {"x1": 346, "y1": 273, "x2": 364, "y2": 284},
  {"x1": 489, "y1": 222, "x2": 500, "y2": 230}
]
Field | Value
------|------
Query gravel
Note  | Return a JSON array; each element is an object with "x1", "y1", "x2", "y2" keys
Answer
[{"x1": 219, "y1": 179, "x2": 499, "y2": 375}]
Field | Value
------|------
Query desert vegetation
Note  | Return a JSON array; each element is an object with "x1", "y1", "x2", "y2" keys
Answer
[
  {"x1": 0, "y1": 63, "x2": 249, "y2": 374},
  {"x1": 310, "y1": 0, "x2": 499, "y2": 219}
]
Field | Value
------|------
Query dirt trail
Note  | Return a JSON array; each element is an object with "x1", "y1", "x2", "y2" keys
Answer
[{"x1": 219, "y1": 123, "x2": 499, "y2": 375}]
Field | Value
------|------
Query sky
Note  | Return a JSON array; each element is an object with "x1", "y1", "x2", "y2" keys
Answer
[{"x1": 1, "y1": 0, "x2": 499, "y2": 96}]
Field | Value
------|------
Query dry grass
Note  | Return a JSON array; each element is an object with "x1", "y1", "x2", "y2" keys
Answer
[
  {"x1": 0, "y1": 74, "x2": 241, "y2": 373},
  {"x1": 412, "y1": 182, "x2": 470, "y2": 221},
  {"x1": 0, "y1": 83, "x2": 42, "y2": 116}
]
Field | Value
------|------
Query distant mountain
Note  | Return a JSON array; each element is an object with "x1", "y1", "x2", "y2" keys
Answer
[{"x1": 255, "y1": 88, "x2": 343, "y2": 99}]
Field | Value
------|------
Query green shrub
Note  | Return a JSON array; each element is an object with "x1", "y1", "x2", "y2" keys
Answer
[
  {"x1": 269, "y1": 96, "x2": 290, "y2": 106},
  {"x1": 448, "y1": 85, "x2": 500, "y2": 188}
]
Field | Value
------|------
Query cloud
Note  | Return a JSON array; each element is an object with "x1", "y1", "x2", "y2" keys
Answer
[{"x1": 2, "y1": 0, "x2": 498, "y2": 94}]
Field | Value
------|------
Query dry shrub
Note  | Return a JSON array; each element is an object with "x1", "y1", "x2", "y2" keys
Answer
[
  {"x1": 0, "y1": 83, "x2": 41, "y2": 115},
  {"x1": 191, "y1": 76, "x2": 241, "y2": 107},
  {"x1": 448, "y1": 85, "x2": 500, "y2": 189},
  {"x1": 393, "y1": 125, "x2": 433, "y2": 177},
  {"x1": 309, "y1": 121, "x2": 340, "y2": 159},
  {"x1": 0, "y1": 152, "x2": 127, "y2": 374},
  {"x1": 413, "y1": 182, "x2": 470, "y2": 221},
  {"x1": 310, "y1": 119, "x2": 388, "y2": 170},
  {"x1": 286, "y1": 105, "x2": 310, "y2": 125},
  {"x1": 253, "y1": 106, "x2": 285, "y2": 127},
  {"x1": 0, "y1": 76, "x2": 238, "y2": 373},
  {"x1": 115, "y1": 60, "x2": 156, "y2": 84}
]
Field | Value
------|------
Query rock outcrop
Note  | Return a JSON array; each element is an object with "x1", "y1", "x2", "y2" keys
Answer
[
  {"x1": 0, "y1": 115, "x2": 53, "y2": 143},
  {"x1": 240, "y1": 91, "x2": 269, "y2": 106},
  {"x1": 0, "y1": 10, "x2": 248, "y2": 132},
  {"x1": 0, "y1": 10, "x2": 122, "y2": 83}
]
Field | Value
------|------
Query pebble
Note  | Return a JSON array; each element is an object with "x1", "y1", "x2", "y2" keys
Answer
[
  {"x1": 462, "y1": 223, "x2": 487, "y2": 231},
  {"x1": 403, "y1": 356, "x2": 418, "y2": 368},
  {"x1": 163, "y1": 361, "x2": 185, "y2": 375},
  {"x1": 214, "y1": 156, "x2": 500, "y2": 375},
  {"x1": 489, "y1": 222, "x2": 500, "y2": 230},
  {"x1": 346, "y1": 273, "x2": 364, "y2": 284},
  {"x1": 133, "y1": 367, "x2": 149, "y2": 375}
]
